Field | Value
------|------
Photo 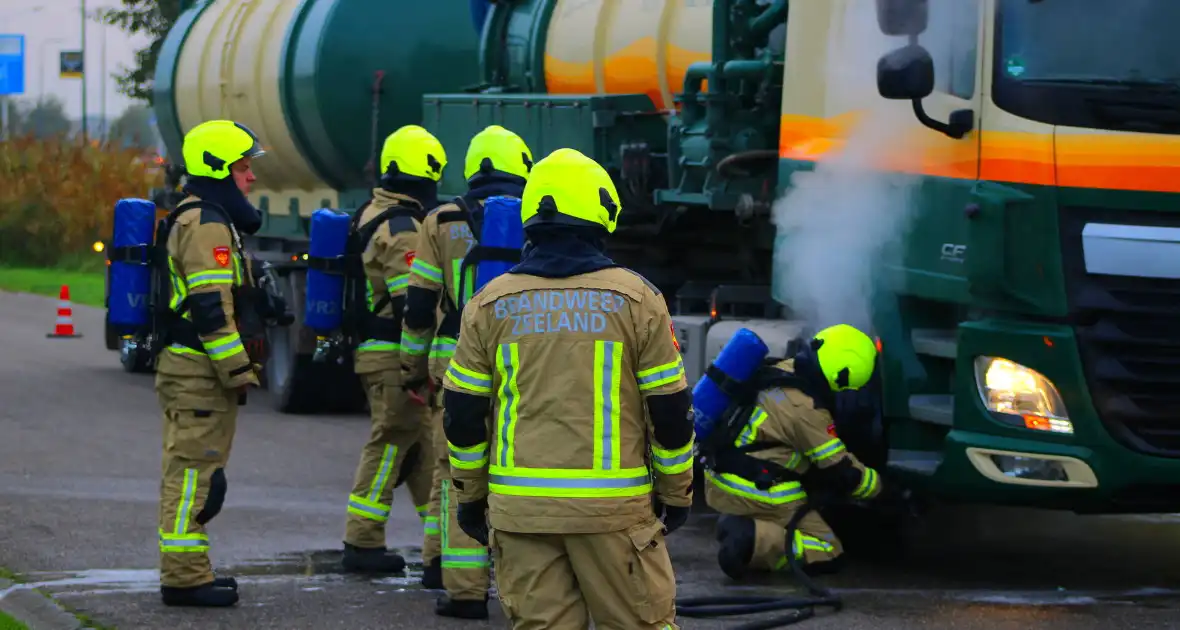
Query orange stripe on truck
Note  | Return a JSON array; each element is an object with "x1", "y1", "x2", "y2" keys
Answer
[{"x1": 779, "y1": 114, "x2": 1180, "y2": 193}]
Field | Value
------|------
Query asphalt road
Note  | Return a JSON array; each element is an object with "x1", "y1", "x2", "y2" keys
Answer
[{"x1": 2, "y1": 290, "x2": 1180, "y2": 629}]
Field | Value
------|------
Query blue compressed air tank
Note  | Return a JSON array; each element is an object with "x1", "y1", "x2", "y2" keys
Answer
[
  {"x1": 108, "y1": 198, "x2": 156, "y2": 333},
  {"x1": 692, "y1": 328, "x2": 770, "y2": 441},
  {"x1": 474, "y1": 195, "x2": 524, "y2": 293},
  {"x1": 305, "y1": 208, "x2": 352, "y2": 332}
]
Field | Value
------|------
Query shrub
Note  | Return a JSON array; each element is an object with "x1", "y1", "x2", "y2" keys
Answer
[{"x1": 0, "y1": 135, "x2": 162, "y2": 268}]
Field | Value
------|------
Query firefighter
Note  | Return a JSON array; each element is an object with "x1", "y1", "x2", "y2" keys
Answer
[
  {"x1": 442, "y1": 148, "x2": 694, "y2": 629},
  {"x1": 155, "y1": 120, "x2": 267, "y2": 607},
  {"x1": 341, "y1": 125, "x2": 445, "y2": 574},
  {"x1": 705, "y1": 324, "x2": 883, "y2": 580},
  {"x1": 401, "y1": 124, "x2": 533, "y2": 618}
]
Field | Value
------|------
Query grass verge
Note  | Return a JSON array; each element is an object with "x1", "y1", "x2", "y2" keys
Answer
[
  {"x1": 0, "y1": 610, "x2": 29, "y2": 630},
  {"x1": 0, "y1": 567, "x2": 116, "y2": 630},
  {"x1": 0, "y1": 266, "x2": 106, "y2": 308}
]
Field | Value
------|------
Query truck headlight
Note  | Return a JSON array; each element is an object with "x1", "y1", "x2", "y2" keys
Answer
[{"x1": 974, "y1": 357, "x2": 1073, "y2": 434}]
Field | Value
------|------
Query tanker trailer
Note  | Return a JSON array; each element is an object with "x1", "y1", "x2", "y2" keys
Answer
[{"x1": 107, "y1": 0, "x2": 481, "y2": 414}]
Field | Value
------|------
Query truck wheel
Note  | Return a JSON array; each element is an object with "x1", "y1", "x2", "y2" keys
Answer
[
  {"x1": 822, "y1": 503, "x2": 915, "y2": 564},
  {"x1": 104, "y1": 314, "x2": 119, "y2": 351},
  {"x1": 266, "y1": 269, "x2": 366, "y2": 415},
  {"x1": 267, "y1": 270, "x2": 317, "y2": 414},
  {"x1": 120, "y1": 336, "x2": 154, "y2": 373}
]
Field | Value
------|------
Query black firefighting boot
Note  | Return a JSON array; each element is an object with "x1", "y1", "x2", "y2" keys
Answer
[
  {"x1": 715, "y1": 514, "x2": 756, "y2": 581},
  {"x1": 435, "y1": 594, "x2": 490, "y2": 620},
  {"x1": 212, "y1": 575, "x2": 238, "y2": 590},
  {"x1": 421, "y1": 557, "x2": 443, "y2": 589},
  {"x1": 342, "y1": 542, "x2": 406, "y2": 574},
  {"x1": 160, "y1": 582, "x2": 239, "y2": 607}
]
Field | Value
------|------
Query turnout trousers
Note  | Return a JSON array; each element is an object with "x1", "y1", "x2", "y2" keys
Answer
[
  {"x1": 490, "y1": 519, "x2": 679, "y2": 630},
  {"x1": 425, "y1": 398, "x2": 492, "y2": 597},
  {"x1": 344, "y1": 369, "x2": 435, "y2": 549},
  {"x1": 705, "y1": 479, "x2": 843, "y2": 571},
  {"x1": 157, "y1": 376, "x2": 239, "y2": 588}
]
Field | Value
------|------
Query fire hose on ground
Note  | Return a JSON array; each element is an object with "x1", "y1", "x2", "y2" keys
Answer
[{"x1": 675, "y1": 500, "x2": 842, "y2": 629}]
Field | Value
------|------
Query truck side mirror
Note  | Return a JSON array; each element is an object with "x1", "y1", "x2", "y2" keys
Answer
[
  {"x1": 878, "y1": 45, "x2": 975, "y2": 140},
  {"x1": 875, "y1": 0, "x2": 928, "y2": 36},
  {"x1": 877, "y1": 44, "x2": 934, "y2": 100}
]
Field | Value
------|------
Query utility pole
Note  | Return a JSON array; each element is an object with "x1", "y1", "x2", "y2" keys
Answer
[
  {"x1": 100, "y1": 24, "x2": 106, "y2": 142},
  {"x1": 80, "y1": 0, "x2": 87, "y2": 142}
]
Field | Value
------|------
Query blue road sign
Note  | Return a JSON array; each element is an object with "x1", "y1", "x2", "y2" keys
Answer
[{"x1": 0, "y1": 34, "x2": 25, "y2": 96}]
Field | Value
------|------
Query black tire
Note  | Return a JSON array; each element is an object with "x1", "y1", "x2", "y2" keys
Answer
[
  {"x1": 104, "y1": 314, "x2": 120, "y2": 351},
  {"x1": 821, "y1": 502, "x2": 914, "y2": 564},
  {"x1": 266, "y1": 269, "x2": 366, "y2": 415}
]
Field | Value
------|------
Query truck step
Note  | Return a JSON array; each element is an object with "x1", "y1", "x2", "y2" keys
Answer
[
  {"x1": 909, "y1": 394, "x2": 954, "y2": 427},
  {"x1": 887, "y1": 449, "x2": 944, "y2": 476},
  {"x1": 911, "y1": 328, "x2": 957, "y2": 359}
]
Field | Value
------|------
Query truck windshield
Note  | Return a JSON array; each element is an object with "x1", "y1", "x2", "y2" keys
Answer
[{"x1": 993, "y1": 0, "x2": 1180, "y2": 133}]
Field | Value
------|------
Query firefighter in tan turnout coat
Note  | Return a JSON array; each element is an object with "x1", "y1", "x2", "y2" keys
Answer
[
  {"x1": 155, "y1": 120, "x2": 269, "y2": 607},
  {"x1": 401, "y1": 124, "x2": 534, "y2": 619},
  {"x1": 341, "y1": 125, "x2": 447, "y2": 574},
  {"x1": 442, "y1": 148, "x2": 695, "y2": 629}
]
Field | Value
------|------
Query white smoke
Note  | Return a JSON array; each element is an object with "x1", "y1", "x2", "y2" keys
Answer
[{"x1": 772, "y1": 0, "x2": 972, "y2": 333}]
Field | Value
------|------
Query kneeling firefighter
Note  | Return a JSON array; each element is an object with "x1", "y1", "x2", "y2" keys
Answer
[
  {"x1": 699, "y1": 324, "x2": 890, "y2": 580},
  {"x1": 400, "y1": 124, "x2": 533, "y2": 618},
  {"x1": 152, "y1": 120, "x2": 293, "y2": 607},
  {"x1": 341, "y1": 125, "x2": 446, "y2": 574}
]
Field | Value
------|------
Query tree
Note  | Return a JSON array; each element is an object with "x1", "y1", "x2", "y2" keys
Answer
[
  {"x1": 24, "y1": 96, "x2": 72, "y2": 139},
  {"x1": 108, "y1": 104, "x2": 157, "y2": 149},
  {"x1": 99, "y1": 0, "x2": 183, "y2": 103},
  {"x1": 2, "y1": 97, "x2": 25, "y2": 139}
]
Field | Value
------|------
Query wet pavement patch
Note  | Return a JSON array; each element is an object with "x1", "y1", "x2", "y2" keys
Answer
[{"x1": 16, "y1": 547, "x2": 440, "y2": 599}]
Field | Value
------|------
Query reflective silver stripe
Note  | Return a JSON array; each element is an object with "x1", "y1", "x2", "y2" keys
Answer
[
  {"x1": 653, "y1": 449, "x2": 693, "y2": 469},
  {"x1": 497, "y1": 344, "x2": 519, "y2": 466},
  {"x1": 595, "y1": 341, "x2": 621, "y2": 471},
  {"x1": 369, "y1": 444, "x2": 396, "y2": 501},
  {"x1": 637, "y1": 364, "x2": 682, "y2": 387},
  {"x1": 489, "y1": 473, "x2": 649, "y2": 489},
  {"x1": 176, "y1": 469, "x2": 197, "y2": 534},
  {"x1": 450, "y1": 448, "x2": 486, "y2": 463},
  {"x1": 348, "y1": 499, "x2": 389, "y2": 519},
  {"x1": 158, "y1": 536, "x2": 206, "y2": 548}
]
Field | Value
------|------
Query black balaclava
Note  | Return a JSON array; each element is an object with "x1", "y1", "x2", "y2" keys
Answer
[
  {"x1": 464, "y1": 172, "x2": 526, "y2": 207},
  {"x1": 380, "y1": 171, "x2": 439, "y2": 212},
  {"x1": 791, "y1": 340, "x2": 838, "y2": 410},
  {"x1": 509, "y1": 222, "x2": 618, "y2": 279},
  {"x1": 183, "y1": 175, "x2": 263, "y2": 236}
]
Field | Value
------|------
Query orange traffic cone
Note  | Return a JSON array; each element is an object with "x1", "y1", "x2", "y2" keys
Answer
[{"x1": 46, "y1": 285, "x2": 82, "y2": 338}]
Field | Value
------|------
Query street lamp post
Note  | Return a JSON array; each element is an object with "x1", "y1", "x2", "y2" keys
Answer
[{"x1": 80, "y1": 0, "x2": 87, "y2": 142}]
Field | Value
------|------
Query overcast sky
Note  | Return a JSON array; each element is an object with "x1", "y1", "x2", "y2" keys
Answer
[{"x1": 1, "y1": 0, "x2": 152, "y2": 120}]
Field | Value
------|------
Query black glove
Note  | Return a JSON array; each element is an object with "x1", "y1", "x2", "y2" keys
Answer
[
  {"x1": 457, "y1": 498, "x2": 489, "y2": 546},
  {"x1": 874, "y1": 483, "x2": 917, "y2": 518},
  {"x1": 653, "y1": 498, "x2": 690, "y2": 535}
]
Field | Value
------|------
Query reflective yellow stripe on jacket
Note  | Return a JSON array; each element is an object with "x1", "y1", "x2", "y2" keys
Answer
[
  {"x1": 164, "y1": 254, "x2": 246, "y2": 361},
  {"x1": 451, "y1": 259, "x2": 474, "y2": 304},
  {"x1": 484, "y1": 340, "x2": 653, "y2": 500},
  {"x1": 707, "y1": 406, "x2": 805, "y2": 504}
]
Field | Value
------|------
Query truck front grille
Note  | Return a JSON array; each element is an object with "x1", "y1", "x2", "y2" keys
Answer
[{"x1": 1060, "y1": 206, "x2": 1180, "y2": 457}]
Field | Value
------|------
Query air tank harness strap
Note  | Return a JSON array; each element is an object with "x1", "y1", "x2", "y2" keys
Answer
[
  {"x1": 106, "y1": 244, "x2": 153, "y2": 265},
  {"x1": 456, "y1": 244, "x2": 520, "y2": 311}
]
